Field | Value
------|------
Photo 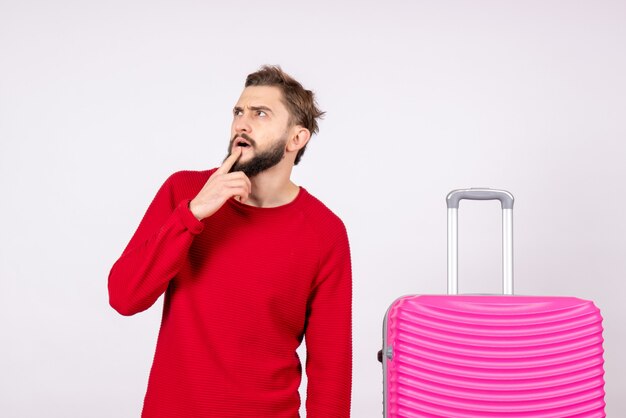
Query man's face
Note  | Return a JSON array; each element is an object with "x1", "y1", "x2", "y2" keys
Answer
[{"x1": 227, "y1": 86, "x2": 292, "y2": 177}]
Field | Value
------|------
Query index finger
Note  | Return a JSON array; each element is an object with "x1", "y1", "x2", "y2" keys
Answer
[{"x1": 216, "y1": 147, "x2": 242, "y2": 174}]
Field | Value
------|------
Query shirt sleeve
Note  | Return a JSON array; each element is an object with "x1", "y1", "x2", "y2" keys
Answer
[
  {"x1": 305, "y1": 220, "x2": 353, "y2": 417},
  {"x1": 108, "y1": 172, "x2": 204, "y2": 316}
]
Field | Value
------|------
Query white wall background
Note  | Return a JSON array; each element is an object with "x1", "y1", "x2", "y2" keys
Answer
[{"x1": 1, "y1": 0, "x2": 624, "y2": 416}]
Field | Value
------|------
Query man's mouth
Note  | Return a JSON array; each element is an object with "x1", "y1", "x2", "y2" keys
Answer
[{"x1": 234, "y1": 136, "x2": 253, "y2": 148}]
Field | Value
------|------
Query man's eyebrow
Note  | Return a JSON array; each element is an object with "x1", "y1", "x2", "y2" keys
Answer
[
  {"x1": 249, "y1": 105, "x2": 273, "y2": 114},
  {"x1": 233, "y1": 105, "x2": 274, "y2": 114}
]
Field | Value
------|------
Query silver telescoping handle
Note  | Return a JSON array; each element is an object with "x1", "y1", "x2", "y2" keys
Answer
[{"x1": 446, "y1": 188, "x2": 514, "y2": 295}]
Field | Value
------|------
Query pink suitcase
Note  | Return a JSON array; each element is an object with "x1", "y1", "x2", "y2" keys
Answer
[{"x1": 381, "y1": 189, "x2": 606, "y2": 417}]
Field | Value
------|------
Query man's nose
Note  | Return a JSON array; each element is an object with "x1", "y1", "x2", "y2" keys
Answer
[{"x1": 233, "y1": 113, "x2": 251, "y2": 133}]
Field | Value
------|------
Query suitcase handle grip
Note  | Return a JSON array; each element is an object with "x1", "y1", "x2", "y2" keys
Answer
[
  {"x1": 446, "y1": 188, "x2": 514, "y2": 295},
  {"x1": 447, "y1": 189, "x2": 514, "y2": 209}
]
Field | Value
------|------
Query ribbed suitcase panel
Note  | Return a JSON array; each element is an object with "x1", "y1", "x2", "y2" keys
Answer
[{"x1": 385, "y1": 296, "x2": 605, "y2": 417}]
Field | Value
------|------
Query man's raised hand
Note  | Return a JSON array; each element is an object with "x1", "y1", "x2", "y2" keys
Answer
[{"x1": 189, "y1": 147, "x2": 251, "y2": 221}]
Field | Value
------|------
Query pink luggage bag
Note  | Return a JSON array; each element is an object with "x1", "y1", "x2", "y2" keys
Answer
[{"x1": 381, "y1": 189, "x2": 606, "y2": 417}]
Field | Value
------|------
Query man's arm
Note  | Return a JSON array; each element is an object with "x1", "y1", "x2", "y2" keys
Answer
[
  {"x1": 305, "y1": 221, "x2": 352, "y2": 417},
  {"x1": 107, "y1": 172, "x2": 203, "y2": 315},
  {"x1": 108, "y1": 149, "x2": 250, "y2": 316}
]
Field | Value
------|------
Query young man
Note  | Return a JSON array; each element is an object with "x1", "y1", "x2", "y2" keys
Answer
[{"x1": 108, "y1": 66, "x2": 352, "y2": 417}]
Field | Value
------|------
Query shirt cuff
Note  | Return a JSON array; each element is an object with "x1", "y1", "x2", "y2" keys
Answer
[{"x1": 175, "y1": 199, "x2": 205, "y2": 235}]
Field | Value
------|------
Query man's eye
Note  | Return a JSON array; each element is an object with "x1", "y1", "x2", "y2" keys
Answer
[
  {"x1": 234, "y1": 110, "x2": 243, "y2": 117},
  {"x1": 257, "y1": 111, "x2": 267, "y2": 117}
]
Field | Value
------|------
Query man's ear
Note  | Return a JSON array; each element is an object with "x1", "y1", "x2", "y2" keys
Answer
[{"x1": 287, "y1": 126, "x2": 311, "y2": 153}]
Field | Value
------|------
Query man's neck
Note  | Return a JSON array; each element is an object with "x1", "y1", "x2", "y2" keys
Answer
[{"x1": 241, "y1": 166, "x2": 300, "y2": 208}]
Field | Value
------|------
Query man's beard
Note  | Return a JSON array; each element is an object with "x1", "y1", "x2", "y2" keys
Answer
[{"x1": 226, "y1": 133, "x2": 287, "y2": 177}]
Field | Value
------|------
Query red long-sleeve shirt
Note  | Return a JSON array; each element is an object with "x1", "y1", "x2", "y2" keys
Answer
[{"x1": 108, "y1": 169, "x2": 352, "y2": 417}]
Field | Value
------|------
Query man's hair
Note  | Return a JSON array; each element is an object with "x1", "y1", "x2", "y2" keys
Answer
[{"x1": 245, "y1": 65, "x2": 324, "y2": 165}]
